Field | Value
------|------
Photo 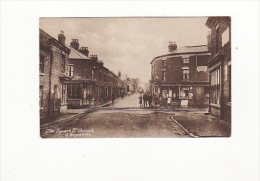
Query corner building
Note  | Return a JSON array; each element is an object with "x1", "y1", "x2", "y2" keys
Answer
[{"x1": 150, "y1": 42, "x2": 211, "y2": 107}]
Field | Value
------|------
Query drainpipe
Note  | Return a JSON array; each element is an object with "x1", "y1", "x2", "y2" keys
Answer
[{"x1": 48, "y1": 51, "x2": 53, "y2": 117}]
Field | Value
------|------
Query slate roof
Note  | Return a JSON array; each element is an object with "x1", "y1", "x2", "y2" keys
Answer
[{"x1": 66, "y1": 46, "x2": 91, "y2": 60}]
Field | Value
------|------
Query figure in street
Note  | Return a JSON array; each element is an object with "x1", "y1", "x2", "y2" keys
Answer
[{"x1": 139, "y1": 94, "x2": 143, "y2": 107}]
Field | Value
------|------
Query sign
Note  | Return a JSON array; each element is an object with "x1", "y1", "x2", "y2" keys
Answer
[{"x1": 197, "y1": 66, "x2": 207, "y2": 72}]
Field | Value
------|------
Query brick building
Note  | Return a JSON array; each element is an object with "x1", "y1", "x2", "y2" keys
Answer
[
  {"x1": 205, "y1": 17, "x2": 231, "y2": 122},
  {"x1": 150, "y1": 42, "x2": 211, "y2": 107},
  {"x1": 39, "y1": 29, "x2": 71, "y2": 119},
  {"x1": 65, "y1": 39, "x2": 124, "y2": 108}
]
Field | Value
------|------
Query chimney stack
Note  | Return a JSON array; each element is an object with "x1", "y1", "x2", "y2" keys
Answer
[
  {"x1": 79, "y1": 47, "x2": 89, "y2": 57},
  {"x1": 58, "y1": 30, "x2": 66, "y2": 45},
  {"x1": 70, "y1": 39, "x2": 79, "y2": 50},
  {"x1": 168, "y1": 41, "x2": 177, "y2": 52},
  {"x1": 118, "y1": 71, "x2": 121, "y2": 78}
]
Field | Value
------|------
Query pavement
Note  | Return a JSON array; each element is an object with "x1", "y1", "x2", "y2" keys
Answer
[{"x1": 40, "y1": 93, "x2": 231, "y2": 137}]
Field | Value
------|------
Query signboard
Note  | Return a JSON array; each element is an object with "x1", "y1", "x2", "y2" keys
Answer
[{"x1": 197, "y1": 66, "x2": 207, "y2": 72}]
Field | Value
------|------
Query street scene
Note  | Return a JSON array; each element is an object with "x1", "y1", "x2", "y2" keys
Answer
[{"x1": 40, "y1": 17, "x2": 231, "y2": 138}]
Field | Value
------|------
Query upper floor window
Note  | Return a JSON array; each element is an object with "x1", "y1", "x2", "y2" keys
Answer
[
  {"x1": 183, "y1": 58, "x2": 189, "y2": 64},
  {"x1": 183, "y1": 69, "x2": 189, "y2": 80},
  {"x1": 61, "y1": 54, "x2": 66, "y2": 72},
  {"x1": 162, "y1": 71, "x2": 166, "y2": 81},
  {"x1": 69, "y1": 65, "x2": 74, "y2": 77},
  {"x1": 92, "y1": 68, "x2": 96, "y2": 80},
  {"x1": 40, "y1": 55, "x2": 44, "y2": 73},
  {"x1": 216, "y1": 24, "x2": 220, "y2": 54},
  {"x1": 222, "y1": 27, "x2": 230, "y2": 47},
  {"x1": 163, "y1": 60, "x2": 166, "y2": 66}
]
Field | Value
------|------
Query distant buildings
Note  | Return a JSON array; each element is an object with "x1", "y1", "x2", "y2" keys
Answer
[
  {"x1": 150, "y1": 42, "x2": 211, "y2": 107},
  {"x1": 40, "y1": 29, "x2": 126, "y2": 119},
  {"x1": 205, "y1": 17, "x2": 231, "y2": 122},
  {"x1": 39, "y1": 29, "x2": 71, "y2": 119}
]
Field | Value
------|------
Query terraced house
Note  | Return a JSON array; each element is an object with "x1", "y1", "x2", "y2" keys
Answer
[
  {"x1": 65, "y1": 38, "x2": 125, "y2": 108},
  {"x1": 39, "y1": 29, "x2": 71, "y2": 119}
]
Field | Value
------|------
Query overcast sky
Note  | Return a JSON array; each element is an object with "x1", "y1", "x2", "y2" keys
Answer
[{"x1": 40, "y1": 17, "x2": 210, "y2": 86}]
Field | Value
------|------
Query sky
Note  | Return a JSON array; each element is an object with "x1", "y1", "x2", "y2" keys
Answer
[{"x1": 40, "y1": 17, "x2": 210, "y2": 87}]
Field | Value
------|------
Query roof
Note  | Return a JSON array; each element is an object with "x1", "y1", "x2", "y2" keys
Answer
[
  {"x1": 151, "y1": 45, "x2": 209, "y2": 64},
  {"x1": 67, "y1": 46, "x2": 91, "y2": 60}
]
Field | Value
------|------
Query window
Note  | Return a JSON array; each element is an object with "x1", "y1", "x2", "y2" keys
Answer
[
  {"x1": 162, "y1": 71, "x2": 166, "y2": 81},
  {"x1": 39, "y1": 85, "x2": 43, "y2": 108},
  {"x1": 179, "y1": 87, "x2": 193, "y2": 99},
  {"x1": 183, "y1": 69, "x2": 189, "y2": 80},
  {"x1": 69, "y1": 65, "x2": 74, "y2": 77},
  {"x1": 61, "y1": 55, "x2": 66, "y2": 72},
  {"x1": 210, "y1": 68, "x2": 221, "y2": 105},
  {"x1": 40, "y1": 55, "x2": 44, "y2": 73},
  {"x1": 99, "y1": 70, "x2": 102, "y2": 81},
  {"x1": 216, "y1": 25, "x2": 220, "y2": 53},
  {"x1": 61, "y1": 84, "x2": 67, "y2": 104},
  {"x1": 92, "y1": 68, "x2": 96, "y2": 80},
  {"x1": 163, "y1": 60, "x2": 166, "y2": 66},
  {"x1": 222, "y1": 27, "x2": 230, "y2": 47},
  {"x1": 183, "y1": 58, "x2": 189, "y2": 64},
  {"x1": 67, "y1": 84, "x2": 80, "y2": 99}
]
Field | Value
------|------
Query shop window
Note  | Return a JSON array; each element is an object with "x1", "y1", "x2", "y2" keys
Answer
[
  {"x1": 39, "y1": 85, "x2": 43, "y2": 108},
  {"x1": 67, "y1": 84, "x2": 80, "y2": 99},
  {"x1": 183, "y1": 69, "x2": 189, "y2": 80},
  {"x1": 204, "y1": 87, "x2": 210, "y2": 98},
  {"x1": 40, "y1": 55, "x2": 44, "y2": 73},
  {"x1": 210, "y1": 68, "x2": 221, "y2": 105},
  {"x1": 179, "y1": 87, "x2": 193, "y2": 99},
  {"x1": 69, "y1": 65, "x2": 74, "y2": 77},
  {"x1": 162, "y1": 71, "x2": 166, "y2": 81}
]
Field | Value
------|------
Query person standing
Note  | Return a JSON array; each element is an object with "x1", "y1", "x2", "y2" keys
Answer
[
  {"x1": 148, "y1": 94, "x2": 152, "y2": 108},
  {"x1": 112, "y1": 93, "x2": 115, "y2": 103},
  {"x1": 139, "y1": 94, "x2": 143, "y2": 107},
  {"x1": 143, "y1": 94, "x2": 146, "y2": 107}
]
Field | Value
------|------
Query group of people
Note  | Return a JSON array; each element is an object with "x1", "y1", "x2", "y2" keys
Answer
[{"x1": 139, "y1": 93, "x2": 153, "y2": 108}]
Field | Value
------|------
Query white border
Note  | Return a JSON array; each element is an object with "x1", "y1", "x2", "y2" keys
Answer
[{"x1": 1, "y1": 1, "x2": 259, "y2": 181}]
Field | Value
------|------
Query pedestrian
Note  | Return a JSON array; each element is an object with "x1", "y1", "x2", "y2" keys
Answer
[
  {"x1": 121, "y1": 92, "x2": 124, "y2": 99},
  {"x1": 148, "y1": 94, "x2": 152, "y2": 108},
  {"x1": 112, "y1": 94, "x2": 115, "y2": 103},
  {"x1": 143, "y1": 94, "x2": 146, "y2": 107},
  {"x1": 139, "y1": 94, "x2": 143, "y2": 107}
]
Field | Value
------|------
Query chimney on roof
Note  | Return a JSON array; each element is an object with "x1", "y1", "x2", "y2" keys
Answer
[
  {"x1": 90, "y1": 55, "x2": 98, "y2": 62},
  {"x1": 58, "y1": 30, "x2": 66, "y2": 45},
  {"x1": 168, "y1": 41, "x2": 177, "y2": 52},
  {"x1": 70, "y1": 39, "x2": 79, "y2": 50},
  {"x1": 79, "y1": 47, "x2": 89, "y2": 57},
  {"x1": 118, "y1": 71, "x2": 121, "y2": 78}
]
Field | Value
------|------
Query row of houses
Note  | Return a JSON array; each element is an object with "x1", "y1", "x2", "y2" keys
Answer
[
  {"x1": 40, "y1": 29, "x2": 132, "y2": 120},
  {"x1": 150, "y1": 16, "x2": 231, "y2": 122}
]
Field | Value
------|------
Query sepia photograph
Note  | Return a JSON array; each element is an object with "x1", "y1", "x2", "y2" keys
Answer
[{"x1": 39, "y1": 17, "x2": 231, "y2": 138}]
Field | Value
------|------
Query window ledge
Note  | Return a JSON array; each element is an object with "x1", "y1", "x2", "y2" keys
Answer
[
  {"x1": 210, "y1": 103, "x2": 220, "y2": 108},
  {"x1": 40, "y1": 73, "x2": 45, "y2": 76}
]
